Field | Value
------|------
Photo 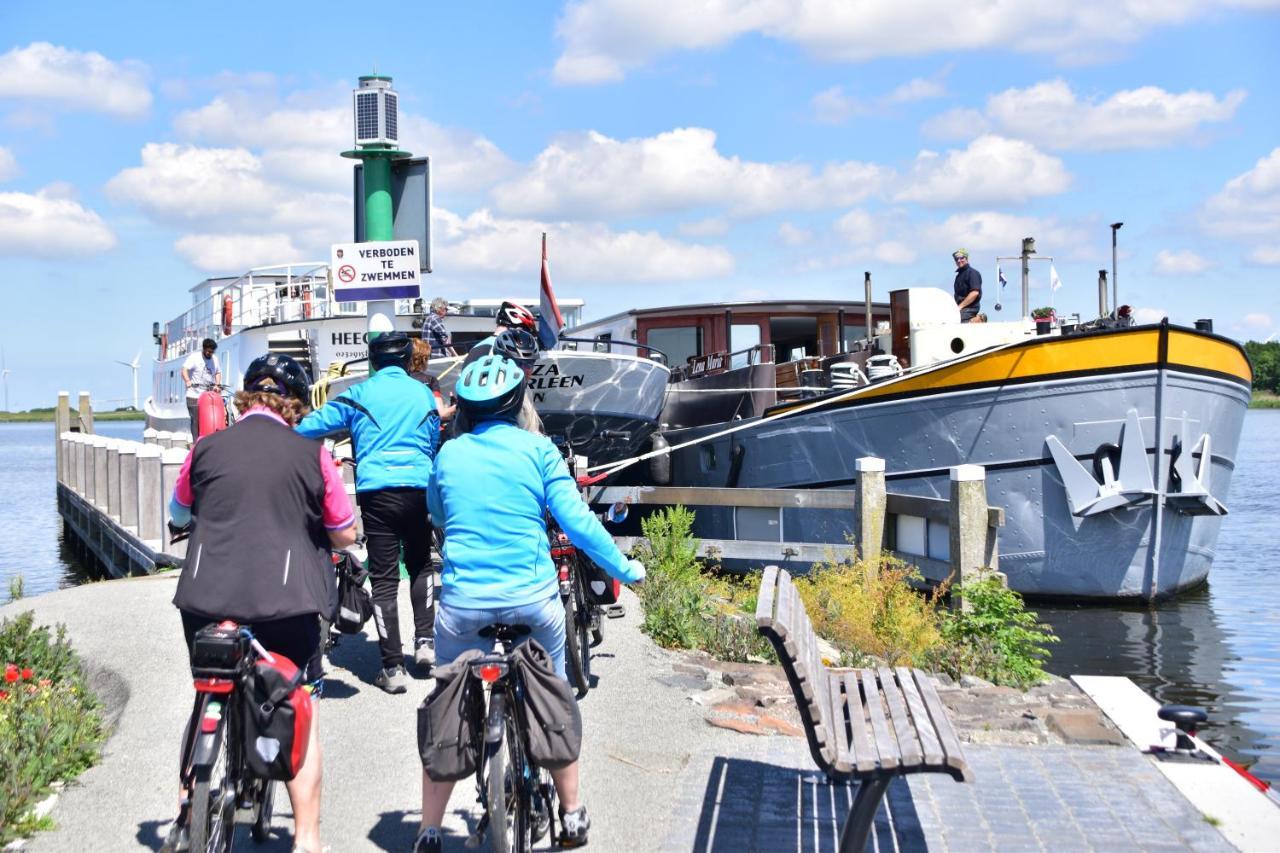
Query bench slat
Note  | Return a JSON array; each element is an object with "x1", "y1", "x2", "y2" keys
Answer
[
  {"x1": 827, "y1": 672, "x2": 852, "y2": 774},
  {"x1": 896, "y1": 666, "x2": 944, "y2": 768},
  {"x1": 913, "y1": 670, "x2": 973, "y2": 782},
  {"x1": 879, "y1": 666, "x2": 923, "y2": 768},
  {"x1": 777, "y1": 571, "x2": 835, "y2": 765},
  {"x1": 774, "y1": 568, "x2": 795, "y2": 644},
  {"x1": 859, "y1": 669, "x2": 900, "y2": 770},
  {"x1": 843, "y1": 671, "x2": 877, "y2": 773},
  {"x1": 755, "y1": 564, "x2": 779, "y2": 628}
]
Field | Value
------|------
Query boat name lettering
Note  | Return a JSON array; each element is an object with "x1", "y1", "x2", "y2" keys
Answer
[
  {"x1": 527, "y1": 374, "x2": 584, "y2": 390},
  {"x1": 331, "y1": 331, "x2": 370, "y2": 345}
]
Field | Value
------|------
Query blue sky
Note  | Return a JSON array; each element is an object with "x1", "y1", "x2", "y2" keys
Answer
[{"x1": 1, "y1": 1, "x2": 1277, "y2": 410}]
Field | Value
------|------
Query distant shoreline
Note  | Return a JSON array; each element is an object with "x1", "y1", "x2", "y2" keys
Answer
[
  {"x1": 1251, "y1": 392, "x2": 1280, "y2": 410},
  {"x1": 0, "y1": 411, "x2": 146, "y2": 423}
]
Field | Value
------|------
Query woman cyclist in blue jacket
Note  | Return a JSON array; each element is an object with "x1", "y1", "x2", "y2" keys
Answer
[{"x1": 415, "y1": 355, "x2": 644, "y2": 853}]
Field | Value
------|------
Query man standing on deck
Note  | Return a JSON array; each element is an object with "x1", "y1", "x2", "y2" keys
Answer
[
  {"x1": 952, "y1": 249, "x2": 982, "y2": 322},
  {"x1": 181, "y1": 338, "x2": 221, "y2": 438},
  {"x1": 421, "y1": 297, "x2": 456, "y2": 357}
]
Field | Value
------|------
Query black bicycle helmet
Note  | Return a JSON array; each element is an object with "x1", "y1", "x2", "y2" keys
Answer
[
  {"x1": 243, "y1": 353, "x2": 310, "y2": 403},
  {"x1": 369, "y1": 331, "x2": 413, "y2": 369},
  {"x1": 492, "y1": 327, "x2": 539, "y2": 367},
  {"x1": 455, "y1": 354, "x2": 526, "y2": 421},
  {"x1": 496, "y1": 301, "x2": 537, "y2": 333}
]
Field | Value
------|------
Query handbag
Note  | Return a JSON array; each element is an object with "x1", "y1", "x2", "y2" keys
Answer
[{"x1": 513, "y1": 639, "x2": 582, "y2": 769}]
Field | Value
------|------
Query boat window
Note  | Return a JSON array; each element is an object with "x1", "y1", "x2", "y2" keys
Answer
[
  {"x1": 769, "y1": 316, "x2": 818, "y2": 362},
  {"x1": 647, "y1": 325, "x2": 702, "y2": 366},
  {"x1": 594, "y1": 333, "x2": 612, "y2": 353},
  {"x1": 730, "y1": 324, "x2": 761, "y2": 369}
]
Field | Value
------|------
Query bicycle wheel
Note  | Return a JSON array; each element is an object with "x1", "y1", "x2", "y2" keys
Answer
[
  {"x1": 563, "y1": 594, "x2": 589, "y2": 698},
  {"x1": 250, "y1": 779, "x2": 275, "y2": 843},
  {"x1": 487, "y1": 723, "x2": 533, "y2": 853},
  {"x1": 189, "y1": 703, "x2": 236, "y2": 852}
]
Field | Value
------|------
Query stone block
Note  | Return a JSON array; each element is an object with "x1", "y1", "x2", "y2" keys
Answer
[{"x1": 1046, "y1": 709, "x2": 1126, "y2": 746}]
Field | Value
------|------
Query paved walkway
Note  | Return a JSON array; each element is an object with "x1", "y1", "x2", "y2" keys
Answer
[{"x1": 3, "y1": 576, "x2": 1232, "y2": 852}]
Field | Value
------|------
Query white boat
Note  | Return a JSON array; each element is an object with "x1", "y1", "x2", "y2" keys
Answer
[{"x1": 146, "y1": 262, "x2": 670, "y2": 462}]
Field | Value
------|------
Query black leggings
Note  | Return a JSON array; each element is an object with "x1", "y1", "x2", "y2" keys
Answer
[{"x1": 357, "y1": 488, "x2": 435, "y2": 668}]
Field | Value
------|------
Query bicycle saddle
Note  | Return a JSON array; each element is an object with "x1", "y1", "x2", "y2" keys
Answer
[{"x1": 478, "y1": 623, "x2": 532, "y2": 643}]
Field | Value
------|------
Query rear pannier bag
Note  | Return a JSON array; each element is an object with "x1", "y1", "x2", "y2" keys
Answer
[
  {"x1": 418, "y1": 649, "x2": 485, "y2": 781},
  {"x1": 581, "y1": 559, "x2": 620, "y2": 606},
  {"x1": 240, "y1": 650, "x2": 313, "y2": 781},
  {"x1": 513, "y1": 639, "x2": 582, "y2": 769},
  {"x1": 333, "y1": 554, "x2": 374, "y2": 634}
]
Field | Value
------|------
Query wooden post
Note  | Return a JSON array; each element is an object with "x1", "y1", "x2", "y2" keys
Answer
[
  {"x1": 160, "y1": 447, "x2": 189, "y2": 559},
  {"x1": 55, "y1": 392, "x2": 71, "y2": 481},
  {"x1": 119, "y1": 442, "x2": 139, "y2": 531},
  {"x1": 143, "y1": 427, "x2": 159, "y2": 445},
  {"x1": 137, "y1": 445, "x2": 163, "y2": 545},
  {"x1": 77, "y1": 391, "x2": 94, "y2": 434},
  {"x1": 73, "y1": 434, "x2": 87, "y2": 496},
  {"x1": 92, "y1": 436, "x2": 110, "y2": 509},
  {"x1": 854, "y1": 456, "x2": 886, "y2": 572},
  {"x1": 949, "y1": 464, "x2": 988, "y2": 610}
]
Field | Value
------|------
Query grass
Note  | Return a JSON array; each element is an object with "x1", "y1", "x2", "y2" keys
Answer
[
  {"x1": 1249, "y1": 391, "x2": 1280, "y2": 409},
  {"x1": 0, "y1": 612, "x2": 107, "y2": 845},
  {"x1": 631, "y1": 507, "x2": 1058, "y2": 688},
  {"x1": 0, "y1": 408, "x2": 145, "y2": 423}
]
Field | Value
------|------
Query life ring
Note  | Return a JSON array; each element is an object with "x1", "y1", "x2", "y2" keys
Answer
[
  {"x1": 159, "y1": 332, "x2": 168, "y2": 360},
  {"x1": 221, "y1": 294, "x2": 234, "y2": 336},
  {"x1": 302, "y1": 286, "x2": 313, "y2": 320}
]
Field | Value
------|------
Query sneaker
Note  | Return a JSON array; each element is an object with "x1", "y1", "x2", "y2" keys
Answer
[
  {"x1": 414, "y1": 636, "x2": 435, "y2": 669},
  {"x1": 413, "y1": 826, "x2": 443, "y2": 853},
  {"x1": 374, "y1": 665, "x2": 409, "y2": 694},
  {"x1": 531, "y1": 796, "x2": 551, "y2": 843},
  {"x1": 559, "y1": 804, "x2": 590, "y2": 848},
  {"x1": 160, "y1": 822, "x2": 190, "y2": 853}
]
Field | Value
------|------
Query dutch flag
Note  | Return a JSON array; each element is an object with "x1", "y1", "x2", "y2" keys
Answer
[{"x1": 538, "y1": 232, "x2": 564, "y2": 350}]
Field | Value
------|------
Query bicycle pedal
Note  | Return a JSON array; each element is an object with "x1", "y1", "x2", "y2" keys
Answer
[{"x1": 604, "y1": 604, "x2": 626, "y2": 619}]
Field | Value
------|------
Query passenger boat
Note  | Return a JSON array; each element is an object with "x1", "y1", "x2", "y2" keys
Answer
[
  {"x1": 145, "y1": 263, "x2": 669, "y2": 463},
  {"x1": 570, "y1": 286, "x2": 1251, "y2": 600}
]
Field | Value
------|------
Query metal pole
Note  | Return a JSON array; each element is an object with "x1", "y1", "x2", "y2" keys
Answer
[
  {"x1": 1020, "y1": 239, "x2": 1034, "y2": 320},
  {"x1": 1111, "y1": 222, "x2": 1123, "y2": 315},
  {"x1": 864, "y1": 272, "x2": 873, "y2": 342},
  {"x1": 364, "y1": 154, "x2": 396, "y2": 344},
  {"x1": 1098, "y1": 270, "x2": 1109, "y2": 319},
  {"x1": 724, "y1": 308, "x2": 733, "y2": 357},
  {"x1": 836, "y1": 309, "x2": 846, "y2": 354}
]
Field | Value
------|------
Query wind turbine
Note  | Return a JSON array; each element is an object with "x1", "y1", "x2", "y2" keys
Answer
[
  {"x1": 115, "y1": 351, "x2": 141, "y2": 411},
  {"x1": 1, "y1": 347, "x2": 9, "y2": 413}
]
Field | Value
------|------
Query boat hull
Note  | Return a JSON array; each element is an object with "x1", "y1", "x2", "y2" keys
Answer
[{"x1": 659, "y1": 325, "x2": 1251, "y2": 599}]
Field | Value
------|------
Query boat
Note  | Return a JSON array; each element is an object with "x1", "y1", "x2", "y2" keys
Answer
[
  {"x1": 569, "y1": 283, "x2": 1251, "y2": 600},
  {"x1": 145, "y1": 263, "x2": 670, "y2": 463}
]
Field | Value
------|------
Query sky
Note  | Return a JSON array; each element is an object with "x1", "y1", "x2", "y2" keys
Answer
[{"x1": 1, "y1": 1, "x2": 1277, "y2": 410}]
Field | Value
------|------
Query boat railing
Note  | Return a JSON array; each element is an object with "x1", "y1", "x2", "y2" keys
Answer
[{"x1": 557, "y1": 335, "x2": 669, "y2": 364}]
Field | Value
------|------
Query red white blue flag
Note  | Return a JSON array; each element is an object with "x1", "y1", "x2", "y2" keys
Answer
[{"x1": 538, "y1": 232, "x2": 564, "y2": 349}]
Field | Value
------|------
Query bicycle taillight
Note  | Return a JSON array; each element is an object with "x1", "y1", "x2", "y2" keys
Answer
[{"x1": 476, "y1": 663, "x2": 507, "y2": 683}]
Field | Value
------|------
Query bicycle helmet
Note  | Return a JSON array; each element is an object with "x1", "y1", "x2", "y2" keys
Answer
[
  {"x1": 243, "y1": 353, "x2": 310, "y2": 403},
  {"x1": 369, "y1": 331, "x2": 413, "y2": 369},
  {"x1": 455, "y1": 354, "x2": 526, "y2": 421},
  {"x1": 496, "y1": 301, "x2": 537, "y2": 333},
  {"x1": 491, "y1": 327, "x2": 540, "y2": 367}
]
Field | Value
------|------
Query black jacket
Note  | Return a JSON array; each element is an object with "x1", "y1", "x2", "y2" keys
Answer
[{"x1": 953, "y1": 265, "x2": 982, "y2": 311}]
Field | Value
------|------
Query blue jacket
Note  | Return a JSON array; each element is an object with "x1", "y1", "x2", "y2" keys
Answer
[
  {"x1": 428, "y1": 420, "x2": 641, "y2": 609},
  {"x1": 296, "y1": 366, "x2": 439, "y2": 492}
]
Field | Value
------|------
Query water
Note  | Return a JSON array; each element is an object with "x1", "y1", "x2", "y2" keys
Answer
[{"x1": 1, "y1": 415, "x2": 1278, "y2": 782}]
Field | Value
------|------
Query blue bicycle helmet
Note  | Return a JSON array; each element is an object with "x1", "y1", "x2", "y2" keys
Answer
[
  {"x1": 456, "y1": 354, "x2": 526, "y2": 421},
  {"x1": 243, "y1": 353, "x2": 310, "y2": 403}
]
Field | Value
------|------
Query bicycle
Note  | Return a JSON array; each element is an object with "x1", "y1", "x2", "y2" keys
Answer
[
  {"x1": 470, "y1": 623, "x2": 558, "y2": 853},
  {"x1": 174, "y1": 621, "x2": 278, "y2": 852},
  {"x1": 191, "y1": 382, "x2": 238, "y2": 439}
]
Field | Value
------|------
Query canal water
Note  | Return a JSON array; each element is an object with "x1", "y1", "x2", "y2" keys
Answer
[{"x1": 1, "y1": 414, "x2": 1277, "y2": 783}]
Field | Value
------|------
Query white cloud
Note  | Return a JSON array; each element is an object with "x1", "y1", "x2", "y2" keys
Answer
[
  {"x1": 921, "y1": 107, "x2": 990, "y2": 140},
  {"x1": 894, "y1": 135, "x2": 1071, "y2": 207},
  {"x1": 0, "y1": 42, "x2": 151, "y2": 118},
  {"x1": 679, "y1": 216, "x2": 730, "y2": 237},
  {"x1": 1242, "y1": 312, "x2": 1273, "y2": 329},
  {"x1": 778, "y1": 222, "x2": 813, "y2": 246},
  {"x1": 919, "y1": 211, "x2": 1093, "y2": 257},
  {"x1": 1152, "y1": 249, "x2": 1211, "y2": 275},
  {"x1": 492, "y1": 127, "x2": 888, "y2": 218},
  {"x1": 174, "y1": 233, "x2": 305, "y2": 272},
  {"x1": 435, "y1": 208, "x2": 734, "y2": 283},
  {"x1": 885, "y1": 75, "x2": 947, "y2": 105},
  {"x1": 980, "y1": 80, "x2": 1245, "y2": 150},
  {"x1": 0, "y1": 147, "x2": 17, "y2": 182},
  {"x1": 813, "y1": 71, "x2": 947, "y2": 124},
  {"x1": 834, "y1": 209, "x2": 879, "y2": 244},
  {"x1": 873, "y1": 241, "x2": 917, "y2": 265},
  {"x1": 1248, "y1": 246, "x2": 1280, "y2": 265},
  {"x1": 1134, "y1": 307, "x2": 1168, "y2": 324},
  {"x1": 0, "y1": 186, "x2": 117, "y2": 258},
  {"x1": 812, "y1": 86, "x2": 863, "y2": 125},
  {"x1": 106, "y1": 143, "x2": 280, "y2": 221},
  {"x1": 552, "y1": 0, "x2": 1237, "y2": 85},
  {"x1": 1202, "y1": 147, "x2": 1280, "y2": 239}
]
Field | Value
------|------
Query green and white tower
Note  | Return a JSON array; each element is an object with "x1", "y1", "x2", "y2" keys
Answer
[{"x1": 341, "y1": 73, "x2": 411, "y2": 340}]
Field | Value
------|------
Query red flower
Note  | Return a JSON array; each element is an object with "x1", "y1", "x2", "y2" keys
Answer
[
  {"x1": 21, "y1": 668, "x2": 33, "y2": 680},
  {"x1": 3, "y1": 668, "x2": 17, "y2": 684},
  {"x1": 0, "y1": 689, "x2": 7, "y2": 700}
]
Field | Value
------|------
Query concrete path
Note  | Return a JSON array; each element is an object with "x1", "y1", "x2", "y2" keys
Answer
[{"x1": 3, "y1": 577, "x2": 1232, "y2": 852}]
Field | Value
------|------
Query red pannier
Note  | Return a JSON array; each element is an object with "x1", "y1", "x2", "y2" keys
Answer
[{"x1": 240, "y1": 650, "x2": 313, "y2": 781}]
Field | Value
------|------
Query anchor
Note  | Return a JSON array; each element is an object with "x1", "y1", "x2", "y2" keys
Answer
[
  {"x1": 1046, "y1": 409, "x2": 1157, "y2": 517},
  {"x1": 1164, "y1": 415, "x2": 1228, "y2": 516}
]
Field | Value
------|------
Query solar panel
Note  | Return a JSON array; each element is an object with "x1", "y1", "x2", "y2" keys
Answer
[
  {"x1": 384, "y1": 92, "x2": 398, "y2": 142},
  {"x1": 356, "y1": 91, "x2": 380, "y2": 141}
]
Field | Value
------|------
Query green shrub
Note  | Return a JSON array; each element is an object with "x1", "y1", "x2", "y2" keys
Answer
[
  {"x1": 929, "y1": 577, "x2": 1059, "y2": 688},
  {"x1": 793, "y1": 555, "x2": 945, "y2": 667},
  {"x1": 0, "y1": 612, "x2": 106, "y2": 845},
  {"x1": 7, "y1": 574, "x2": 22, "y2": 602}
]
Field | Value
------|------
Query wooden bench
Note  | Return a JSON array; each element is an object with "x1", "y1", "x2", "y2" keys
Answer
[{"x1": 755, "y1": 565, "x2": 972, "y2": 852}]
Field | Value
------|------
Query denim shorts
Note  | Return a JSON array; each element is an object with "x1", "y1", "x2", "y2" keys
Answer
[{"x1": 434, "y1": 593, "x2": 566, "y2": 680}]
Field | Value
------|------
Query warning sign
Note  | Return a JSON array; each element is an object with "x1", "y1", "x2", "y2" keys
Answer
[{"x1": 330, "y1": 240, "x2": 422, "y2": 302}]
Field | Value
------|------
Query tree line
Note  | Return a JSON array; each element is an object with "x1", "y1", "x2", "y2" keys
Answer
[{"x1": 1244, "y1": 341, "x2": 1280, "y2": 394}]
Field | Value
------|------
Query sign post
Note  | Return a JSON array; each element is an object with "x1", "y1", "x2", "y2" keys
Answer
[{"x1": 330, "y1": 240, "x2": 421, "y2": 303}]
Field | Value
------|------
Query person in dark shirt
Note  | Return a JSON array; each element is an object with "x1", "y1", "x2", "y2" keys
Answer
[{"x1": 952, "y1": 249, "x2": 982, "y2": 322}]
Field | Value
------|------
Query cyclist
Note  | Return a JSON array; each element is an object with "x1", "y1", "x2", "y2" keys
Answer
[
  {"x1": 460, "y1": 300, "x2": 539, "y2": 367},
  {"x1": 296, "y1": 332, "x2": 441, "y2": 691},
  {"x1": 414, "y1": 354, "x2": 645, "y2": 852},
  {"x1": 166, "y1": 353, "x2": 355, "y2": 853},
  {"x1": 451, "y1": 327, "x2": 543, "y2": 436},
  {"x1": 181, "y1": 337, "x2": 221, "y2": 438}
]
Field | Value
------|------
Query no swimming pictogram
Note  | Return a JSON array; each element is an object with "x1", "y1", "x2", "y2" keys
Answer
[{"x1": 337, "y1": 264, "x2": 357, "y2": 283}]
